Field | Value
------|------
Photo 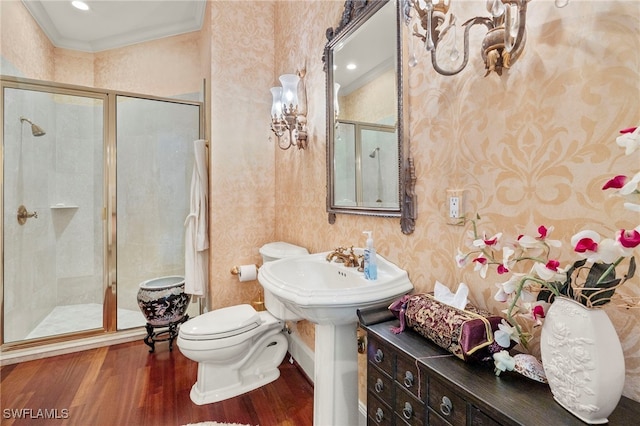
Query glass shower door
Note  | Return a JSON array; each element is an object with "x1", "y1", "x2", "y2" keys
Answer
[
  {"x1": 2, "y1": 83, "x2": 107, "y2": 343},
  {"x1": 115, "y1": 95, "x2": 201, "y2": 330}
]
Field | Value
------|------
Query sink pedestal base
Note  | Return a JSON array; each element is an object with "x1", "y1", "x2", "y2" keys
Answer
[{"x1": 313, "y1": 323, "x2": 359, "y2": 426}]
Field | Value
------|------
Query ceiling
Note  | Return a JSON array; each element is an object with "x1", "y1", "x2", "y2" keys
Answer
[
  {"x1": 332, "y1": 1, "x2": 396, "y2": 96},
  {"x1": 21, "y1": 0, "x2": 206, "y2": 53}
]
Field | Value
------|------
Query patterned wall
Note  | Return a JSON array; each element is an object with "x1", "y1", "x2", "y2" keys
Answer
[
  {"x1": 2, "y1": 0, "x2": 638, "y2": 404},
  {"x1": 274, "y1": 0, "x2": 640, "y2": 402}
]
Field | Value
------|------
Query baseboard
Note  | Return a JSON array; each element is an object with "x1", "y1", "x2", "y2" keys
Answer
[
  {"x1": 359, "y1": 399, "x2": 367, "y2": 426},
  {"x1": 0, "y1": 328, "x2": 146, "y2": 366},
  {"x1": 285, "y1": 331, "x2": 315, "y2": 383},
  {"x1": 286, "y1": 330, "x2": 367, "y2": 426}
]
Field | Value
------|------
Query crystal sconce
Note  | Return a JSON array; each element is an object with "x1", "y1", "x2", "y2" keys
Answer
[
  {"x1": 405, "y1": 0, "x2": 567, "y2": 77},
  {"x1": 270, "y1": 69, "x2": 308, "y2": 150}
]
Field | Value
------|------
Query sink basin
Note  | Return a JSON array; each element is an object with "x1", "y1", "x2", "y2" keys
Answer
[
  {"x1": 258, "y1": 250, "x2": 413, "y2": 325},
  {"x1": 258, "y1": 249, "x2": 413, "y2": 426}
]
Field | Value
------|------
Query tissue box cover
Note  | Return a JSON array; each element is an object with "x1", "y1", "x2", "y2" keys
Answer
[{"x1": 389, "y1": 293, "x2": 504, "y2": 362}]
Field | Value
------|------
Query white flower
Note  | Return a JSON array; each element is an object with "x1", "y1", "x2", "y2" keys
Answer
[
  {"x1": 624, "y1": 202, "x2": 640, "y2": 212},
  {"x1": 493, "y1": 350, "x2": 516, "y2": 376},
  {"x1": 473, "y1": 232, "x2": 502, "y2": 249},
  {"x1": 616, "y1": 126, "x2": 640, "y2": 155},
  {"x1": 517, "y1": 234, "x2": 541, "y2": 249},
  {"x1": 495, "y1": 319, "x2": 520, "y2": 347},
  {"x1": 593, "y1": 238, "x2": 625, "y2": 263},
  {"x1": 532, "y1": 262, "x2": 566, "y2": 281},
  {"x1": 619, "y1": 171, "x2": 640, "y2": 195},
  {"x1": 501, "y1": 246, "x2": 515, "y2": 270},
  {"x1": 455, "y1": 249, "x2": 468, "y2": 268}
]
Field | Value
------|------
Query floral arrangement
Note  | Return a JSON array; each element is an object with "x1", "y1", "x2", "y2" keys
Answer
[{"x1": 456, "y1": 126, "x2": 640, "y2": 375}]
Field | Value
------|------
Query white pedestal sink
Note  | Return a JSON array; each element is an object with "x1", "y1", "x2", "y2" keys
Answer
[{"x1": 258, "y1": 250, "x2": 413, "y2": 426}]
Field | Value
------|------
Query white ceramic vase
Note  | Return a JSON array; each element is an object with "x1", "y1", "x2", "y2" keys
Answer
[{"x1": 540, "y1": 297, "x2": 625, "y2": 424}]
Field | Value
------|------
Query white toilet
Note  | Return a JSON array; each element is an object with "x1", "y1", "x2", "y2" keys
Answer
[{"x1": 177, "y1": 242, "x2": 309, "y2": 405}]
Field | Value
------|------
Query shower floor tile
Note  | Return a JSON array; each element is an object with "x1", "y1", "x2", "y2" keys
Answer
[{"x1": 26, "y1": 303, "x2": 146, "y2": 340}]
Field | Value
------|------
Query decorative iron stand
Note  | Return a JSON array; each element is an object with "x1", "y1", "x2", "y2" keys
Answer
[{"x1": 143, "y1": 315, "x2": 189, "y2": 353}]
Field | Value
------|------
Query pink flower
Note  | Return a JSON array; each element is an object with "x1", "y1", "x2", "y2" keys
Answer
[
  {"x1": 537, "y1": 225, "x2": 549, "y2": 239},
  {"x1": 518, "y1": 226, "x2": 561, "y2": 249},
  {"x1": 473, "y1": 256, "x2": 487, "y2": 265},
  {"x1": 546, "y1": 259, "x2": 560, "y2": 271},
  {"x1": 574, "y1": 237, "x2": 598, "y2": 253},
  {"x1": 473, "y1": 232, "x2": 502, "y2": 249},
  {"x1": 532, "y1": 304, "x2": 545, "y2": 320},
  {"x1": 485, "y1": 236, "x2": 499, "y2": 246},
  {"x1": 602, "y1": 175, "x2": 627, "y2": 190},
  {"x1": 473, "y1": 255, "x2": 489, "y2": 278},
  {"x1": 618, "y1": 228, "x2": 640, "y2": 249}
]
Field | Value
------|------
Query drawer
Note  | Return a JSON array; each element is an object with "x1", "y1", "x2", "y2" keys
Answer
[
  {"x1": 428, "y1": 377, "x2": 467, "y2": 426},
  {"x1": 367, "y1": 392, "x2": 392, "y2": 426},
  {"x1": 368, "y1": 362, "x2": 394, "y2": 403},
  {"x1": 367, "y1": 335, "x2": 395, "y2": 376},
  {"x1": 396, "y1": 352, "x2": 426, "y2": 402},
  {"x1": 427, "y1": 408, "x2": 453, "y2": 426},
  {"x1": 469, "y1": 405, "x2": 500, "y2": 426},
  {"x1": 394, "y1": 385, "x2": 425, "y2": 426}
]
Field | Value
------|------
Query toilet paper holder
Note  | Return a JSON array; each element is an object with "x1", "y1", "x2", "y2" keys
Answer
[{"x1": 230, "y1": 264, "x2": 260, "y2": 277}]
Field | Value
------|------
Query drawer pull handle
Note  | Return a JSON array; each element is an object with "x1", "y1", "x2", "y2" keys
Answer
[
  {"x1": 375, "y1": 407, "x2": 384, "y2": 423},
  {"x1": 402, "y1": 402, "x2": 413, "y2": 420},
  {"x1": 374, "y1": 378, "x2": 384, "y2": 393},
  {"x1": 403, "y1": 371, "x2": 414, "y2": 387},
  {"x1": 440, "y1": 395, "x2": 453, "y2": 416},
  {"x1": 374, "y1": 349, "x2": 384, "y2": 363}
]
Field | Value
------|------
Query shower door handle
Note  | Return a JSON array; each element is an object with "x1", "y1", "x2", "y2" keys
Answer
[{"x1": 17, "y1": 205, "x2": 38, "y2": 225}]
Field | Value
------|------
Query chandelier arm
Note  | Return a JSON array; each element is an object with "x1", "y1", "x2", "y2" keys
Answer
[{"x1": 430, "y1": 16, "x2": 493, "y2": 76}]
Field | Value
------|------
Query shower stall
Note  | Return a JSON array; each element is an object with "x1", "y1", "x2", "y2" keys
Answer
[
  {"x1": 1, "y1": 76, "x2": 203, "y2": 346},
  {"x1": 334, "y1": 120, "x2": 398, "y2": 208}
]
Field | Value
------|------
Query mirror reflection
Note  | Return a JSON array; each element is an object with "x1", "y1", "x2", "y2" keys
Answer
[{"x1": 327, "y1": 0, "x2": 402, "y2": 215}]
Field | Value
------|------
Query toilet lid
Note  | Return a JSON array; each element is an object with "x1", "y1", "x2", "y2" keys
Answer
[{"x1": 179, "y1": 304, "x2": 262, "y2": 340}]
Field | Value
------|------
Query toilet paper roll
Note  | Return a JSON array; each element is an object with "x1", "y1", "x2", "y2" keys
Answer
[{"x1": 238, "y1": 264, "x2": 257, "y2": 282}]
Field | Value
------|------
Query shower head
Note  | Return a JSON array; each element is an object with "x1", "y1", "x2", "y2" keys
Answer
[
  {"x1": 369, "y1": 147, "x2": 380, "y2": 158},
  {"x1": 20, "y1": 116, "x2": 46, "y2": 137}
]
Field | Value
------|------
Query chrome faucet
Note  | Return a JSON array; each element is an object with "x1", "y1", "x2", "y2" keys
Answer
[{"x1": 326, "y1": 246, "x2": 361, "y2": 268}]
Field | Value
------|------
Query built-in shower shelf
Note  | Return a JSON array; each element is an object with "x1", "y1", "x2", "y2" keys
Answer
[{"x1": 50, "y1": 204, "x2": 79, "y2": 209}]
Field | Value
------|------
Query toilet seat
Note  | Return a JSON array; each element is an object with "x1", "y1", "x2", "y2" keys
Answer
[{"x1": 179, "y1": 304, "x2": 262, "y2": 341}]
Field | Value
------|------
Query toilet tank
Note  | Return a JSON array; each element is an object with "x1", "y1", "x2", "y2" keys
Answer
[
  {"x1": 259, "y1": 242, "x2": 309, "y2": 321},
  {"x1": 259, "y1": 241, "x2": 309, "y2": 263}
]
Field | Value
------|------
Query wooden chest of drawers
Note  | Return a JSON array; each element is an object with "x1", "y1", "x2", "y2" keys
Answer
[{"x1": 359, "y1": 307, "x2": 640, "y2": 426}]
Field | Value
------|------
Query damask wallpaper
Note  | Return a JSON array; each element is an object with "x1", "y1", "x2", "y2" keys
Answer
[
  {"x1": 2, "y1": 0, "x2": 638, "y2": 404},
  {"x1": 273, "y1": 0, "x2": 640, "y2": 401}
]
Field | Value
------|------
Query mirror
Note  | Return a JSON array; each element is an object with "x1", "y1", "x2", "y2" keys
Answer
[{"x1": 324, "y1": 0, "x2": 416, "y2": 234}]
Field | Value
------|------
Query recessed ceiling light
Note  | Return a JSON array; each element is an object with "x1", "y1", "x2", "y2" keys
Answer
[
  {"x1": 71, "y1": 1, "x2": 90, "y2": 11},
  {"x1": 346, "y1": 63, "x2": 357, "y2": 70}
]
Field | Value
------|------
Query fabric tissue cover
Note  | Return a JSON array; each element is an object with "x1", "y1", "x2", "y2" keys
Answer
[{"x1": 389, "y1": 293, "x2": 505, "y2": 362}]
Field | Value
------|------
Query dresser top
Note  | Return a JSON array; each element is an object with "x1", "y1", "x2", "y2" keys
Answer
[{"x1": 359, "y1": 307, "x2": 640, "y2": 426}]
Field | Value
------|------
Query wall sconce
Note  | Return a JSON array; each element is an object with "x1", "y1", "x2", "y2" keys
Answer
[
  {"x1": 406, "y1": 0, "x2": 563, "y2": 77},
  {"x1": 270, "y1": 69, "x2": 308, "y2": 150}
]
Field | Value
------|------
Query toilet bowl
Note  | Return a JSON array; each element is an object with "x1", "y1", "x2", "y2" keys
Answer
[{"x1": 177, "y1": 242, "x2": 308, "y2": 405}]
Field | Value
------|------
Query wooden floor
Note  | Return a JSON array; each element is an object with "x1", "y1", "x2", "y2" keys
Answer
[{"x1": 1, "y1": 340, "x2": 314, "y2": 426}]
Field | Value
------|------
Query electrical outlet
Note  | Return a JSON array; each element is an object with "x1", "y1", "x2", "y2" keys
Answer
[
  {"x1": 447, "y1": 189, "x2": 465, "y2": 225},
  {"x1": 449, "y1": 196, "x2": 460, "y2": 218}
]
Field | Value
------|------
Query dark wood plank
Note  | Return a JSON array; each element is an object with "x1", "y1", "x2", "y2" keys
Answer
[{"x1": 1, "y1": 340, "x2": 314, "y2": 426}]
